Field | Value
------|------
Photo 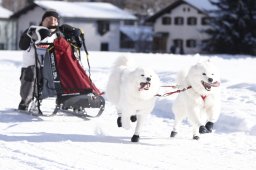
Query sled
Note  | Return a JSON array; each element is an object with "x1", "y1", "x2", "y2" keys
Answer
[{"x1": 27, "y1": 25, "x2": 105, "y2": 118}]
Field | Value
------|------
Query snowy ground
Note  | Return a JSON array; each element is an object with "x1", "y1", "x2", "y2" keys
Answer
[{"x1": 0, "y1": 51, "x2": 256, "y2": 170}]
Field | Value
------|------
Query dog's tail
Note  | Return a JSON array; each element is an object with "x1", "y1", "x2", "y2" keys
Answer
[
  {"x1": 105, "y1": 56, "x2": 135, "y2": 105},
  {"x1": 176, "y1": 68, "x2": 189, "y2": 88},
  {"x1": 113, "y1": 56, "x2": 136, "y2": 68}
]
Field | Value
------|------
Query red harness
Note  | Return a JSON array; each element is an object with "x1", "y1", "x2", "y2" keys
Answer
[{"x1": 201, "y1": 95, "x2": 207, "y2": 101}]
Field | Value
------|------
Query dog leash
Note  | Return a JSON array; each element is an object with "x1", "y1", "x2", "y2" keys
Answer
[{"x1": 155, "y1": 85, "x2": 192, "y2": 97}]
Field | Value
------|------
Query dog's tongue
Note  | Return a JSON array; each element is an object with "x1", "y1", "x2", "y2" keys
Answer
[
  {"x1": 211, "y1": 81, "x2": 220, "y2": 87},
  {"x1": 145, "y1": 83, "x2": 150, "y2": 89},
  {"x1": 204, "y1": 83, "x2": 211, "y2": 89},
  {"x1": 203, "y1": 81, "x2": 220, "y2": 88},
  {"x1": 139, "y1": 82, "x2": 150, "y2": 90}
]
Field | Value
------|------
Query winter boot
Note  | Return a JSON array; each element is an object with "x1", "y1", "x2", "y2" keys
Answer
[
  {"x1": 205, "y1": 121, "x2": 214, "y2": 133},
  {"x1": 170, "y1": 131, "x2": 177, "y2": 137},
  {"x1": 117, "y1": 117, "x2": 122, "y2": 127},
  {"x1": 131, "y1": 135, "x2": 140, "y2": 142},
  {"x1": 193, "y1": 135, "x2": 200, "y2": 140},
  {"x1": 130, "y1": 115, "x2": 137, "y2": 122},
  {"x1": 18, "y1": 100, "x2": 29, "y2": 111},
  {"x1": 199, "y1": 125, "x2": 209, "y2": 134}
]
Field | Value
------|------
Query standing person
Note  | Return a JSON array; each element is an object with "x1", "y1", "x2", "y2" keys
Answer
[
  {"x1": 170, "y1": 44, "x2": 176, "y2": 54},
  {"x1": 179, "y1": 46, "x2": 185, "y2": 54},
  {"x1": 18, "y1": 9, "x2": 60, "y2": 110}
]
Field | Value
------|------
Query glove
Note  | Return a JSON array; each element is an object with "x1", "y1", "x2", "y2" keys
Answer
[{"x1": 27, "y1": 26, "x2": 50, "y2": 44}]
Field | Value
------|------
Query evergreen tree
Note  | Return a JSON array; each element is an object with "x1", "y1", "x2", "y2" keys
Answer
[{"x1": 203, "y1": 0, "x2": 256, "y2": 55}]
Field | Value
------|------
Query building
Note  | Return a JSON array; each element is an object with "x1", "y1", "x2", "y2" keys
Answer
[
  {"x1": 0, "y1": 5, "x2": 13, "y2": 50},
  {"x1": 146, "y1": 0, "x2": 216, "y2": 54},
  {"x1": 10, "y1": 0, "x2": 137, "y2": 51}
]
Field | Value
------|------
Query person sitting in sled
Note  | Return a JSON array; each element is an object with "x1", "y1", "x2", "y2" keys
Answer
[{"x1": 18, "y1": 9, "x2": 60, "y2": 111}]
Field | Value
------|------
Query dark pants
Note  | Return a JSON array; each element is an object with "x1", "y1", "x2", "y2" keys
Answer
[{"x1": 19, "y1": 65, "x2": 36, "y2": 106}]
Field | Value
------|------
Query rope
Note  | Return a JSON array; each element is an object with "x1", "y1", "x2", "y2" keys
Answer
[{"x1": 156, "y1": 85, "x2": 192, "y2": 97}]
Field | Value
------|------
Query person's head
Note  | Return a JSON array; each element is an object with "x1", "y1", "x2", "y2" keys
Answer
[{"x1": 40, "y1": 10, "x2": 59, "y2": 31}]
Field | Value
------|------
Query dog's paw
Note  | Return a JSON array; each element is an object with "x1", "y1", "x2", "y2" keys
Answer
[
  {"x1": 117, "y1": 117, "x2": 122, "y2": 127},
  {"x1": 193, "y1": 135, "x2": 200, "y2": 140},
  {"x1": 130, "y1": 115, "x2": 137, "y2": 122},
  {"x1": 199, "y1": 125, "x2": 209, "y2": 134},
  {"x1": 205, "y1": 121, "x2": 214, "y2": 133},
  {"x1": 170, "y1": 131, "x2": 177, "y2": 138},
  {"x1": 131, "y1": 135, "x2": 140, "y2": 142}
]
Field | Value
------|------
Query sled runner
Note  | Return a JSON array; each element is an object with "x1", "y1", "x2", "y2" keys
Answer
[{"x1": 26, "y1": 25, "x2": 105, "y2": 118}]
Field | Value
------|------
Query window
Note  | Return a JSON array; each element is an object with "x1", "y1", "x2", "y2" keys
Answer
[
  {"x1": 101, "y1": 43, "x2": 109, "y2": 51},
  {"x1": 173, "y1": 39, "x2": 183, "y2": 48},
  {"x1": 162, "y1": 17, "x2": 171, "y2": 25},
  {"x1": 97, "y1": 21, "x2": 110, "y2": 36},
  {"x1": 187, "y1": 17, "x2": 197, "y2": 25},
  {"x1": 124, "y1": 20, "x2": 135, "y2": 26},
  {"x1": 201, "y1": 17, "x2": 210, "y2": 25},
  {"x1": 120, "y1": 32, "x2": 134, "y2": 49},
  {"x1": 183, "y1": 7, "x2": 190, "y2": 12},
  {"x1": 174, "y1": 17, "x2": 184, "y2": 25},
  {"x1": 186, "y1": 39, "x2": 197, "y2": 48},
  {"x1": 0, "y1": 43, "x2": 4, "y2": 50}
]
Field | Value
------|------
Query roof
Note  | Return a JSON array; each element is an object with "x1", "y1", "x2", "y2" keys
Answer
[
  {"x1": 185, "y1": 0, "x2": 217, "y2": 11},
  {"x1": 146, "y1": 0, "x2": 216, "y2": 22},
  {"x1": 11, "y1": 0, "x2": 137, "y2": 20},
  {"x1": 120, "y1": 26, "x2": 152, "y2": 41},
  {"x1": 0, "y1": 6, "x2": 13, "y2": 18}
]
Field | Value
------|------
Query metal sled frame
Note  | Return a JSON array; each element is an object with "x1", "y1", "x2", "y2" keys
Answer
[{"x1": 53, "y1": 94, "x2": 105, "y2": 118}]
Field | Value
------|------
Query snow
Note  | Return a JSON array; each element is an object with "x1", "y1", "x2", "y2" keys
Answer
[
  {"x1": 0, "y1": 6, "x2": 12, "y2": 18},
  {"x1": 1, "y1": 51, "x2": 256, "y2": 170},
  {"x1": 34, "y1": 0, "x2": 137, "y2": 20},
  {"x1": 185, "y1": 0, "x2": 218, "y2": 11}
]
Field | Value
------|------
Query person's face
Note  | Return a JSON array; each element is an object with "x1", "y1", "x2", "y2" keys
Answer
[{"x1": 42, "y1": 16, "x2": 58, "y2": 30}]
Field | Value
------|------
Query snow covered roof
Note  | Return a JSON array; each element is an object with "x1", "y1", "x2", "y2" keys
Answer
[
  {"x1": 0, "y1": 6, "x2": 13, "y2": 18},
  {"x1": 34, "y1": 0, "x2": 137, "y2": 20},
  {"x1": 184, "y1": 0, "x2": 217, "y2": 11},
  {"x1": 146, "y1": 0, "x2": 217, "y2": 22}
]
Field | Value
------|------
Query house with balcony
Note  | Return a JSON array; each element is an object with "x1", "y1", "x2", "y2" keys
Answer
[
  {"x1": 10, "y1": 0, "x2": 137, "y2": 51},
  {"x1": 146, "y1": 0, "x2": 216, "y2": 54}
]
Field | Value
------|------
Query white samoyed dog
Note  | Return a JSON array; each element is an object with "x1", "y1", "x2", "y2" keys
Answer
[
  {"x1": 106, "y1": 56, "x2": 160, "y2": 142},
  {"x1": 171, "y1": 60, "x2": 221, "y2": 140}
]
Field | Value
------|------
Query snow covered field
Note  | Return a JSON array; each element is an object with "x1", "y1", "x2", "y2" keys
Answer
[{"x1": 0, "y1": 50, "x2": 256, "y2": 170}]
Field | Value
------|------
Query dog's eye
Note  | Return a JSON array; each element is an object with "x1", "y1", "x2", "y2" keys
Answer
[
  {"x1": 141, "y1": 74, "x2": 145, "y2": 77},
  {"x1": 202, "y1": 73, "x2": 206, "y2": 76}
]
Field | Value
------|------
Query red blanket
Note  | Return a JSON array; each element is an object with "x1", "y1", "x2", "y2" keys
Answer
[{"x1": 53, "y1": 37, "x2": 101, "y2": 95}]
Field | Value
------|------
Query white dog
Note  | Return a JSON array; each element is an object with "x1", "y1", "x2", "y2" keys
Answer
[
  {"x1": 171, "y1": 60, "x2": 221, "y2": 140},
  {"x1": 106, "y1": 56, "x2": 160, "y2": 142}
]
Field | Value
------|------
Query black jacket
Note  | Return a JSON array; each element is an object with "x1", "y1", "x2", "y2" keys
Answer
[{"x1": 19, "y1": 29, "x2": 31, "y2": 50}]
